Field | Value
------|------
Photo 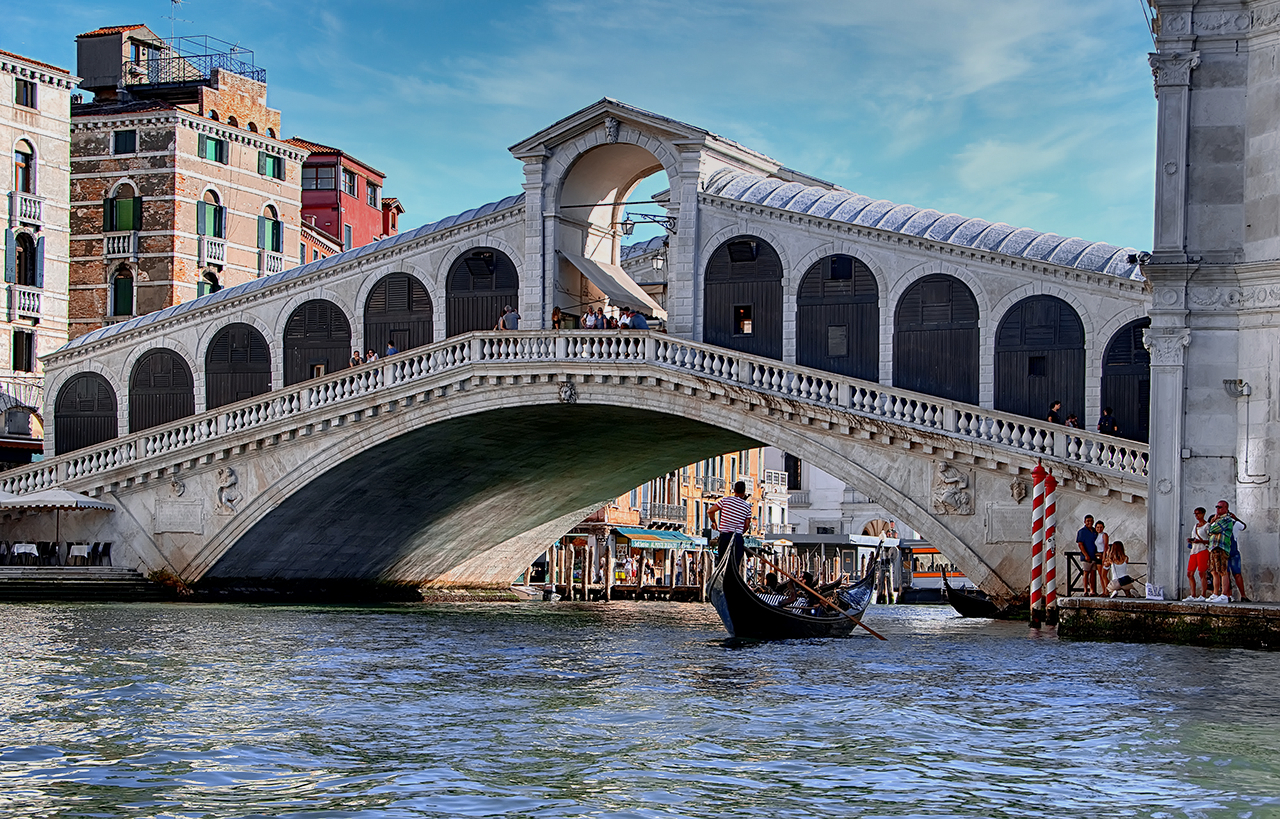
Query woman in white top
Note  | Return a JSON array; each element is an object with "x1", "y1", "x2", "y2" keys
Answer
[
  {"x1": 1184, "y1": 506, "x2": 1211, "y2": 601},
  {"x1": 1106, "y1": 541, "x2": 1138, "y2": 598}
]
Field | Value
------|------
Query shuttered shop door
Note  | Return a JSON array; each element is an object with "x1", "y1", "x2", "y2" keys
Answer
[
  {"x1": 446, "y1": 249, "x2": 518, "y2": 336},
  {"x1": 703, "y1": 236, "x2": 783, "y2": 360},
  {"x1": 893, "y1": 275, "x2": 979, "y2": 403},
  {"x1": 1101, "y1": 318, "x2": 1151, "y2": 442},
  {"x1": 365, "y1": 273, "x2": 433, "y2": 352},
  {"x1": 206, "y1": 323, "x2": 271, "y2": 409},
  {"x1": 283, "y1": 300, "x2": 352, "y2": 386},
  {"x1": 54, "y1": 373, "x2": 118, "y2": 455},
  {"x1": 129, "y1": 349, "x2": 195, "y2": 433},
  {"x1": 993, "y1": 295, "x2": 1085, "y2": 421},
  {"x1": 796, "y1": 254, "x2": 878, "y2": 379}
]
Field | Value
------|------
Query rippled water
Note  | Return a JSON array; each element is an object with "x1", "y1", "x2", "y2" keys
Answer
[{"x1": 2, "y1": 601, "x2": 1278, "y2": 819}]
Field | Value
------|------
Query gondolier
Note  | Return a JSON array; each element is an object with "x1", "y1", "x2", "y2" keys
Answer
[{"x1": 708, "y1": 481, "x2": 752, "y2": 559}]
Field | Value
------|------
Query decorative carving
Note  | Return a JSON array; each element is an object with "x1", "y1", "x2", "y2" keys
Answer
[
  {"x1": 1010, "y1": 478, "x2": 1027, "y2": 504},
  {"x1": 1161, "y1": 12, "x2": 1190, "y2": 34},
  {"x1": 1163, "y1": 161, "x2": 1179, "y2": 175},
  {"x1": 604, "y1": 116, "x2": 620, "y2": 144},
  {"x1": 1149, "y1": 51, "x2": 1200, "y2": 90},
  {"x1": 215, "y1": 467, "x2": 241, "y2": 514},
  {"x1": 1257, "y1": 7, "x2": 1280, "y2": 31},
  {"x1": 1143, "y1": 328, "x2": 1191, "y2": 366},
  {"x1": 1194, "y1": 12, "x2": 1250, "y2": 33},
  {"x1": 1155, "y1": 286, "x2": 1182, "y2": 307},
  {"x1": 558, "y1": 380, "x2": 578, "y2": 404},
  {"x1": 1157, "y1": 478, "x2": 1174, "y2": 495},
  {"x1": 932, "y1": 461, "x2": 973, "y2": 516},
  {"x1": 170, "y1": 478, "x2": 185, "y2": 497}
]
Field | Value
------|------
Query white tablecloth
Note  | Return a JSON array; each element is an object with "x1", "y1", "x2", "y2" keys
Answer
[
  {"x1": 69, "y1": 543, "x2": 90, "y2": 558},
  {"x1": 12, "y1": 542, "x2": 37, "y2": 556}
]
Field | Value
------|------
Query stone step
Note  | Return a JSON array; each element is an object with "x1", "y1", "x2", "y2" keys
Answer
[{"x1": 0, "y1": 567, "x2": 168, "y2": 602}]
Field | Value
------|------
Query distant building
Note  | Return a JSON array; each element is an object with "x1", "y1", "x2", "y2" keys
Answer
[
  {"x1": 67, "y1": 25, "x2": 305, "y2": 339},
  {"x1": 286, "y1": 137, "x2": 397, "y2": 251},
  {"x1": 299, "y1": 218, "x2": 341, "y2": 266},
  {"x1": 0, "y1": 47, "x2": 79, "y2": 463}
]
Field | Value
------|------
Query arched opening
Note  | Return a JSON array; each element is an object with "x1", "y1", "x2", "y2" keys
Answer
[
  {"x1": 104, "y1": 182, "x2": 140, "y2": 232},
  {"x1": 259, "y1": 203, "x2": 283, "y2": 254},
  {"x1": 247, "y1": 122, "x2": 258, "y2": 133},
  {"x1": 283, "y1": 299, "x2": 352, "y2": 385},
  {"x1": 267, "y1": 127, "x2": 276, "y2": 138},
  {"x1": 129, "y1": 349, "x2": 195, "y2": 432},
  {"x1": 445, "y1": 248, "x2": 518, "y2": 336},
  {"x1": 796, "y1": 254, "x2": 878, "y2": 378},
  {"x1": 198, "y1": 189, "x2": 225, "y2": 239},
  {"x1": 206, "y1": 322, "x2": 271, "y2": 409},
  {"x1": 209, "y1": 110, "x2": 219, "y2": 121},
  {"x1": 365, "y1": 273, "x2": 433, "y2": 354},
  {"x1": 13, "y1": 232, "x2": 39, "y2": 287},
  {"x1": 14, "y1": 140, "x2": 35, "y2": 194},
  {"x1": 111, "y1": 264, "x2": 134, "y2": 316},
  {"x1": 1101, "y1": 318, "x2": 1151, "y2": 442},
  {"x1": 893, "y1": 274, "x2": 979, "y2": 403},
  {"x1": 704, "y1": 235, "x2": 783, "y2": 360},
  {"x1": 54, "y1": 373, "x2": 118, "y2": 455},
  {"x1": 227, "y1": 115, "x2": 239, "y2": 127},
  {"x1": 197, "y1": 270, "x2": 221, "y2": 298},
  {"x1": 993, "y1": 295, "x2": 1084, "y2": 421}
]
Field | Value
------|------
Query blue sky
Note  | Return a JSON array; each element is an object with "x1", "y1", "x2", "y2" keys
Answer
[{"x1": 4, "y1": 1, "x2": 1158, "y2": 250}]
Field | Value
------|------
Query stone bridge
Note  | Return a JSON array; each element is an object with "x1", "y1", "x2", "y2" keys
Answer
[{"x1": 3, "y1": 331, "x2": 1148, "y2": 602}]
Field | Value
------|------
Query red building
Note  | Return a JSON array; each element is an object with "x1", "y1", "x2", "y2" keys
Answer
[{"x1": 285, "y1": 137, "x2": 397, "y2": 250}]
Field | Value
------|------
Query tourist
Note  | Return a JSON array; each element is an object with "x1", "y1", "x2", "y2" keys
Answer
[
  {"x1": 1105, "y1": 541, "x2": 1138, "y2": 598},
  {"x1": 386, "y1": 340, "x2": 398, "y2": 356},
  {"x1": 1065, "y1": 413, "x2": 1082, "y2": 429},
  {"x1": 582, "y1": 309, "x2": 596, "y2": 329},
  {"x1": 595, "y1": 307, "x2": 606, "y2": 328},
  {"x1": 1208, "y1": 500, "x2": 1249, "y2": 603},
  {"x1": 551, "y1": 306, "x2": 562, "y2": 329},
  {"x1": 1097, "y1": 406, "x2": 1120, "y2": 435},
  {"x1": 1047, "y1": 400, "x2": 1062, "y2": 424},
  {"x1": 619, "y1": 307, "x2": 632, "y2": 328},
  {"x1": 350, "y1": 349, "x2": 363, "y2": 367},
  {"x1": 365, "y1": 349, "x2": 378, "y2": 362},
  {"x1": 707, "y1": 480, "x2": 753, "y2": 561},
  {"x1": 1076, "y1": 514, "x2": 1099, "y2": 596},
  {"x1": 759, "y1": 572, "x2": 782, "y2": 594},
  {"x1": 1093, "y1": 520, "x2": 1110, "y2": 594},
  {"x1": 1183, "y1": 506, "x2": 1210, "y2": 602},
  {"x1": 495, "y1": 305, "x2": 520, "y2": 331},
  {"x1": 630, "y1": 309, "x2": 649, "y2": 330}
]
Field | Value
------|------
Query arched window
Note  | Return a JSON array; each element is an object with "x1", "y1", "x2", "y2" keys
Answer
[
  {"x1": 445, "y1": 248, "x2": 519, "y2": 336},
  {"x1": 104, "y1": 182, "x2": 141, "y2": 232},
  {"x1": 893, "y1": 274, "x2": 979, "y2": 403},
  {"x1": 366, "y1": 273, "x2": 433, "y2": 354},
  {"x1": 703, "y1": 235, "x2": 783, "y2": 360},
  {"x1": 197, "y1": 270, "x2": 221, "y2": 298},
  {"x1": 129, "y1": 349, "x2": 195, "y2": 432},
  {"x1": 14, "y1": 140, "x2": 35, "y2": 194},
  {"x1": 209, "y1": 110, "x2": 219, "y2": 121},
  {"x1": 994, "y1": 296, "x2": 1085, "y2": 421},
  {"x1": 247, "y1": 122, "x2": 258, "y2": 133},
  {"x1": 1101, "y1": 318, "x2": 1151, "y2": 442},
  {"x1": 111, "y1": 264, "x2": 134, "y2": 317},
  {"x1": 206, "y1": 323, "x2": 271, "y2": 409},
  {"x1": 9, "y1": 232, "x2": 42, "y2": 288},
  {"x1": 283, "y1": 299, "x2": 352, "y2": 385},
  {"x1": 796, "y1": 254, "x2": 878, "y2": 379},
  {"x1": 198, "y1": 189, "x2": 225, "y2": 239},
  {"x1": 227, "y1": 115, "x2": 239, "y2": 128},
  {"x1": 258, "y1": 204, "x2": 283, "y2": 253},
  {"x1": 267, "y1": 127, "x2": 276, "y2": 138},
  {"x1": 54, "y1": 373, "x2": 118, "y2": 455}
]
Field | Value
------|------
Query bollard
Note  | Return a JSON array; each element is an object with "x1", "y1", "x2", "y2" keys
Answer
[
  {"x1": 1030, "y1": 463, "x2": 1047, "y2": 629},
  {"x1": 1044, "y1": 472, "x2": 1058, "y2": 625}
]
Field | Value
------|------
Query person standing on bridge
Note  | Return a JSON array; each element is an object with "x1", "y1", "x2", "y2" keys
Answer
[
  {"x1": 629, "y1": 309, "x2": 649, "y2": 330},
  {"x1": 708, "y1": 480, "x2": 753, "y2": 561},
  {"x1": 495, "y1": 305, "x2": 520, "y2": 331}
]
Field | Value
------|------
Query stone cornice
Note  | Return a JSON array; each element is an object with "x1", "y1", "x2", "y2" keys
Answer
[
  {"x1": 0, "y1": 58, "x2": 79, "y2": 90},
  {"x1": 71, "y1": 109, "x2": 305, "y2": 159},
  {"x1": 698, "y1": 192, "x2": 1148, "y2": 300}
]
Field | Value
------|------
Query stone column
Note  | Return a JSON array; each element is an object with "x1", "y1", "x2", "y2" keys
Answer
[
  {"x1": 668, "y1": 141, "x2": 704, "y2": 340},
  {"x1": 1148, "y1": 49, "x2": 1199, "y2": 261},
  {"x1": 1143, "y1": 313, "x2": 1190, "y2": 596},
  {"x1": 518, "y1": 151, "x2": 549, "y2": 329}
]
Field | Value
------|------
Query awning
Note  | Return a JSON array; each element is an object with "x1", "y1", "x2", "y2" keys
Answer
[
  {"x1": 613, "y1": 527, "x2": 694, "y2": 545},
  {"x1": 558, "y1": 250, "x2": 668, "y2": 321}
]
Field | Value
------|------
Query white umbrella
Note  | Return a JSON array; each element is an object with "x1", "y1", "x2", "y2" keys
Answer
[{"x1": 0, "y1": 488, "x2": 115, "y2": 543}]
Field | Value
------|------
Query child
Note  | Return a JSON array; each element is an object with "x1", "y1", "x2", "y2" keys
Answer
[{"x1": 1106, "y1": 541, "x2": 1138, "y2": 598}]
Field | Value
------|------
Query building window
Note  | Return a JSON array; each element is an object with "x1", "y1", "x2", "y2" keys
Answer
[
  {"x1": 312, "y1": 248, "x2": 319, "y2": 261},
  {"x1": 197, "y1": 271, "x2": 220, "y2": 297},
  {"x1": 15, "y1": 79, "x2": 36, "y2": 109},
  {"x1": 302, "y1": 165, "x2": 336, "y2": 190},
  {"x1": 827, "y1": 324, "x2": 848, "y2": 357},
  {"x1": 342, "y1": 169, "x2": 357, "y2": 197},
  {"x1": 112, "y1": 267, "x2": 134, "y2": 316},
  {"x1": 11, "y1": 232, "x2": 41, "y2": 287},
  {"x1": 367, "y1": 183, "x2": 379, "y2": 208},
  {"x1": 113, "y1": 130, "x2": 138, "y2": 155},
  {"x1": 299, "y1": 242, "x2": 306, "y2": 265},
  {"x1": 784, "y1": 453, "x2": 802, "y2": 490},
  {"x1": 733, "y1": 304, "x2": 753, "y2": 335},
  {"x1": 11, "y1": 330, "x2": 34, "y2": 372},
  {"x1": 198, "y1": 134, "x2": 228, "y2": 164},
  {"x1": 258, "y1": 205, "x2": 283, "y2": 253},
  {"x1": 342, "y1": 224, "x2": 352, "y2": 250},
  {"x1": 257, "y1": 151, "x2": 285, "y2": 180},
  {"x1": 14, "y1": 142, "x2": 34, "y2": 194},
  {"x1": 197, "y1": 191, "x2": 225, "y2": 238},
  {"x1": 104, "y1": 189, "x2": 142, "y2": 232}
]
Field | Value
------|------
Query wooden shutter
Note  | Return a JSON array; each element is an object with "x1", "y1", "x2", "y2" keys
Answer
[
  {"x1": 257, "y1": 215, "x2": 266, "y2": 249},
  {"x1": 130, "y1": 197, "x2": 143, "y2": 231},
  {"x1": 34, "y1": 236, "x2": 43, "y2": 288},
  {"x1": 102, "y1": 197, "x2": 114, "y2": 232},
  {"x1": 3, "y1": 229, "x2": 14, "y2": 284},
  {"x1": 258, "y1": 151, "x2": 269, "y2": 176},
  {"x1": 197, "y1": 200, "x2": 207, "y2": 235},
  {"x1": 199, "y1": 134, "x2": 208, "y2": 159},
  {"x1": 216, "y1": 206, "x2": 226, "y2": 238}
]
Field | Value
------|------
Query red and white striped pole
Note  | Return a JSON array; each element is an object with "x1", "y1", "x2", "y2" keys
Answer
[
  {"x1": 1030, "y1": 463, "x2": 1047, "y2": 628},
  {"x1": 1043, "y1": 471, "x2": 1058, "y2": 625}
]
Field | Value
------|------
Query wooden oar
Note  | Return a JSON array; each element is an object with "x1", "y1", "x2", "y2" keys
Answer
[{"x1": 754, "y1": 553, "x2": 887, "y2": 641}]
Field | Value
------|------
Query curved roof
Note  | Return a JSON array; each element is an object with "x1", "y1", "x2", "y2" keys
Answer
[
  {"x1": 62, "y1": 193, "x2": 526, "y2": 352},
  {"x1": 703, "y1": 169, "x2": 1141, "y2": 280},
  {"x1": 620, "y1": 236, "x2": 667, "y2": 260}
]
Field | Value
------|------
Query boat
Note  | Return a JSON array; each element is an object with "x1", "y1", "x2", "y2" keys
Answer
[
  {"x1": 942, "y1": 570, "x2": 1002, "y2": 618},
  {"x1": 707, "y1": 541, "x2": 876, "y2": 639}
]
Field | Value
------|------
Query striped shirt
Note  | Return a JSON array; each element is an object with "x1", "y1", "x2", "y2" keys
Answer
[{"x1": 715, "y1": 495, "x2": 753, "y2": 534}]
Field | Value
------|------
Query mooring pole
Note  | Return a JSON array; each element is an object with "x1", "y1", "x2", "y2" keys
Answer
[
  {"x1": 1044, "y1": 471, "x2": 1058, "y2": 626},
  {"x1": 1030, "y1": 462, "x2": 1047, "y2": 629}
]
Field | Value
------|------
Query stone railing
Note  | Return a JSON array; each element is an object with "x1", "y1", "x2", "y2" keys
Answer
[
  {"x1": 641, "y1": 502, "x2": 685, "y2": 523},
  {"x1": 7, "y1": 284, "x2": 40, "y2": 320},
  {"x1": 8, "y1": 191, "x2": 43, "y2": 227},
  {"x1": 788, "y1": 490, "x2": 811, "y2": 507},
  {"x1": 3, "y1": 330, "x2": 1150, "y2": 494},
  {"x1": 200, "y1": 236, "x2": 227, "y2": 266},
  {"x1": 259, "y1": 250, "x2": 285, "y2": 276},
  {"x1": 103, "y1": 231, "x2": 137, "y2": 259}
]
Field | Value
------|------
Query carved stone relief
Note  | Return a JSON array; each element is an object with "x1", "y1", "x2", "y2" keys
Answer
[
  {"x1": 1143, "y1": 328, "x2": 1191, "y2": 366},
  {"x1": 558, "y1": 381, "x2": 578, "y2": 404},
  {"x1": 1010, "y1": 478, "x2": 1027, "y2": 504},
  {"x1": 216, "y1": 467, "x2": 241, "y2": 514},
  {"x1": 1193, "y1": 12, "x2": 1250, "y2": 34},
  {"x1": 932, "y1": 461, "x2": 974, "y2": 516},
  {"x1": 604, "y1": 116, "x2": 620, "y2": 144},
  {"x1": 1149, "y1": 51, "x2": 1200, "y2": 89}
]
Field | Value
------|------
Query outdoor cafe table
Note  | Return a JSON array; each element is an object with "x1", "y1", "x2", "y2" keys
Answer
[
  {"x1": 12, "y1": 542, "x2": 37, "y2": 557},
  {"x1": 68, "y1": 543, "x2": 90, "y2": 561}
]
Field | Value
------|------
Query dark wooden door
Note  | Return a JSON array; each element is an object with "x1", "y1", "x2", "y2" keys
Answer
[
  {"x1": 1101, "y1": 318, "x2": 1151, "y2": 442},
  {"x1": 446, "y1": 248, "x2": 518, "y2": 336},
  {"x1": 283, "y1": 300, "x2": 352, "y2": 386},
  {"x1": 893, "y1": 274, "x2": 979, "y2": 403},
  {"x1": 129, "y1": 349, "x2": 195, "y2": 432},
  {"x1": 704, "y1": 236, "x2": 783, "y2": 360},
  {"x1": 796, "y1": 254, "x2": 878, "y2": 379},
  {"x1": 54, "y1": 373, "x2": 117, "y2": 455},
  {"x1": 206, "y1": 322, "x2": 271, "y2": 409},
  {"x1": 993, "y1": 295, "x2": 1085, "y2": 421},
  {"x1": 365, "y1": 273, "x2": 433, "y2": 353}
]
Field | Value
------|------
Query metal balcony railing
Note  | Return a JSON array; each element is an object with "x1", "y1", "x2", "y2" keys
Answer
[
  {"x1": 699, "y1": 475, "x2": 725, "y2": 495},
  {"x1": 103, "y1": 231, "x2": 137, "y2": 259},
  {"x1": 123, "y1": 35, "x2": 266, "y2": 87},
  {"x1": 7, "y1": 285, "x2": 40, "y2": 321},
  {"x1": 200, "y1": 236, "x2": 226, "y2": 266},
  {"x1": 8, "y1": 191, "x2": 43, "y2": 227},
  {"x1": 642, "y1": 502, "x2": 685, "y2": 523}
]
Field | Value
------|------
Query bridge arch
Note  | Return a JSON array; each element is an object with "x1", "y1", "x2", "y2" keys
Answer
[
  {"x1": 445, "y1": 246, "x2": 520, "y2": 336},
  {"x1": 53, "y1": 372, "x2": 119, "y2": 456},
  {"x1": 1101, "y1": 317, "x2": 1152, "y2": 442},
  {"x1": 543, "y1": 124, "x2": 679, "y2": 210},
  {"x1": 794, "y1": 252, "x2": 879, "y2": 379},
  {"x1": 128, "y1": 349, "x2": 196, "y2": 433},
  {"x1": 364, "y1": 272, "x2": 434, "y2": 356},
  {"x1": 703, "y1": 234, "x2": 784, "y2": 360},
  {"x1": 893, "y1": 273, "x2": 981, "y2": 404},
  {"x1": 993, "y1": 295, "x2": 1085, "y2": 422},
  {"x1": 204, "y1": 323, "x2": 272, "y2": 410},
  {"x1": 282, "y1": 299, "x2": 353, "y2": 385}
]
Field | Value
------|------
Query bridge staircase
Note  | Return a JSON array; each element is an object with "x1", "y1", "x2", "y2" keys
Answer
[{"x1": 0, "y1": 567, "x2": 167, "y2": 602}]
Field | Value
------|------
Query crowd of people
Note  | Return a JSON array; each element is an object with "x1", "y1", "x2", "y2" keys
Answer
[
  {"x1": 1046, "y1": 399, "x2": 1120, "y2": 435},
  {"x1": 1074, "y1": 514, "x2": 1140, "y2": 598},
  {"x1": 349, "y1": 341, "x2": 398, "y2": 366}
]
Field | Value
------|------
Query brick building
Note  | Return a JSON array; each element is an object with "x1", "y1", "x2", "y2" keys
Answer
[
  {"x1": 68, "y1": 25, "x2": 304, "y2": 339},
  {"x1": 286, "y1": 136, "x2": 399, "y2": 251},
  {"x1": 0, "y1": 48, "x2": 78, "y2": 462}
]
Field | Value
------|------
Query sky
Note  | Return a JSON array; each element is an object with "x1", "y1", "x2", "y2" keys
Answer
[{"x1": 4, "y1": 0, "x2": 1159, "y2": 251}]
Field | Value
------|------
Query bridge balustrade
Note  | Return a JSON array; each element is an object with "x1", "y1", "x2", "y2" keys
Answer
[{"x1": 8, "y1": 330, "x2": 1150, "y2": 496}]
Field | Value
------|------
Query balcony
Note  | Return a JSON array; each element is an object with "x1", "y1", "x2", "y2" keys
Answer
[
  {"x1": 788, "y1": 490, "x2": 811, "y2": 507},
  {"x1": 762, "y1": 469, "x2": 788, "y2": 491},
  {"x1": 8, "y1": 191, "x2": 43, "y2": 228},
  {"x1": 6, "y1": 284, "x2": 41, "y2": 321},
  {"x1": 641, "y1": 502, "x2": 685, "y2": 525},
  {"x1": 104, "y1": 231, "x2": 137, "y2": 260},
  {"x1": 698, "y1": 475, "x2": 725, "y2": 496},
  {"x1": 200, "y1": 236, "x2": 226, "y2": 266},
  {"x1": 122, "y1": 35, "x2": 266, "y2": 104},
  {"x1": 0, "y1": 373, "x2": 43, "y2": 412},
  {"x1": 259, "y1": 250, "x2": 284, "y2": 277},
  {"x1": 762, "y1": 522, "x2": 796, "y2": 535}
]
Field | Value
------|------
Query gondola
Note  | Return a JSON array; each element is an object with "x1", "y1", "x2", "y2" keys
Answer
[
  {"x1": 707, "y1": 540, "x2": 876, "y2": 639},
  {"x1": 942, "y1": 570, "x2": 1002, "y2": 618}
]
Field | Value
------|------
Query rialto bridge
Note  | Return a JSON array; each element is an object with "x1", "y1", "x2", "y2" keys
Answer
[{"x1": 9, "y1": 99, "x2": 1158, "y2": 601}]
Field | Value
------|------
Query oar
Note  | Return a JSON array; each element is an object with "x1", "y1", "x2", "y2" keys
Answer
[{"x1": 754, "y1": 553, "x2": 887, "y2": 641}]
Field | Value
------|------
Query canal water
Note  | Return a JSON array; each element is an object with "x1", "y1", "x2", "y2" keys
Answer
[{"x1": 1, "y1": 601, "x2": 1278, "y2": 819}]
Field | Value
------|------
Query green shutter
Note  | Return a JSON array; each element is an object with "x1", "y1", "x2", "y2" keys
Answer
[
  {"x1": 103, "y1": 197, "x2": 115, "y2": 232},
  {"x1": 199, "y1": 134, "x2": 208, "y2": 160},
  {"x1": 215, "y1": 205, "x2": 225, "y2": 238},
  {"x1": 34, "y1": 236, "x2": 43, "y2": 288},
  {"x1": 218, "y1": 139, "x2": 228, "y2": 164},
  {"x1": 133, "y1": 197, "x2": 143, "y2": 230},
  {"x1": 3, "y1": 229, "x2": 14, "y2": 284},
  {"x1": 270, "y1": 220, "x2": 282, "y2": 252},
  {"x1": 197, "y1": 201, "x2": 207, "y2": 236},
  {"x1": 276, "y1": 157, "x2": 285, "y2": 180},
  {"x1": 257, "y1": 215, "x2": 266, "y2": 249},
  {"x1": 258, "y1": 151, "x2": 269, "y2": 176}
]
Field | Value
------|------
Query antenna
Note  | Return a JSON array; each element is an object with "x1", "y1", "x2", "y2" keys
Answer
[{"x1": 164, "y1": 0, "x2": 192, "y2": 42}]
